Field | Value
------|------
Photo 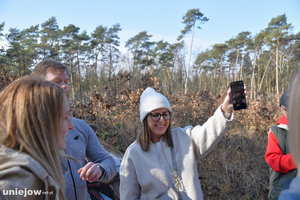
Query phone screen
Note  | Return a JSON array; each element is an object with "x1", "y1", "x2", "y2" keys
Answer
[{"x1": 230, "y1": 80, "x2": 247, "y2": 110}]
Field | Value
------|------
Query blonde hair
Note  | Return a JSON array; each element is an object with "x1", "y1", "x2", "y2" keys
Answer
[
  {"x1": 288, "y1": 69, "x2": 300, "y2": 175},
  {"x1": 0, "y1": 76, "x2": 67, "y2": 199}
]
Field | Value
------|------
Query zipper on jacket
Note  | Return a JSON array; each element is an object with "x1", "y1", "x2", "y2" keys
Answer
[{"x1": 67, "y1": 157, "x2": 78, "y2": 200}]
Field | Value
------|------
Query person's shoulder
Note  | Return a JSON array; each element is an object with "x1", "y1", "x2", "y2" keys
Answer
[
  {"x1": 71, "y1": 117, "x2": 92, "y2": 131},
  {"x1": 0, "y1": 146, "x2": 48, "y2": 179},
  {"x1": 72, "y1": 117, "x2": 88, "y2": 125},
  {"x1": 126, "y1": 141, "x2": 140, "y2": 152},
  {"x1": 124, "y1": 141, "x2": 145, "y2": 157},
  {"x1": 0, "y1": 146, "x2": 36, "y2": 165},
  {"x1": 172, "y1": 126, "x2": 194, "y2": 135}
]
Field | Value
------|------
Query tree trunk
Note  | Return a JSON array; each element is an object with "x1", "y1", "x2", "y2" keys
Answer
[
  {"x1": 95, "y1": 53, "x2": 98, "y2": 86},
  {"x1": 235, "y1": 48, "x2": 239, "y2": 81},
  {"x1": 132, "y1": 49, "x2": 138, "y2": 89},
  {"x1": 109, "y1": 43, "x2": 112, "y2": 89},
  {"x1": 43, "y1": 33, "x2": 49, "y2": 59},
  {"x1": 164, "y1": 65, "x2": 172, "y2": 95},
  {"x1": 266, "y1": 74, "x2": 269, "y2": 97},
  {"x1": 219, "y1": 56, "x2": 224, "y2": 94},
  {"x1": 214, "y1": 59, "x2": 219, "y2": 95},
  {"x1": 77, "y1": 50, "x2": 82, "y2": 101},
  {"x1": 279, "y1": 53, "x2": 284, "y2": 93},
  {"x1": 227, "y1": 58, "x2": 232, "y2": 87},
  {"x1": 178, "y1": 60, "x2": 183, "y2": 93},
  {"x1": 198, "y1": 63, "x2": 204, "y2": 91},
  {"x1": 184, "y1": 25, "x2": 195, "y2": 94},
  {"x1": 22, "y1": 57, "x2": 26, "y2": 75},
  {"x1": 240, "y1": 41, "x2": 246, "y2": 80},
  {"x1": 251, "y1": 50, "x2": 259, "y2": 99},
  {"x1": 56, "y1": 41, "x2": 60, "y2": 60},
  {"x1": 276, "y1": 36, "x2": 279, "y2": 96},
  {"x1": 68, "y1": 48, "x2": 75, "y2": 101},
  {"x1": 258, "y1": 52, "x2": 275, "y2": 93}
]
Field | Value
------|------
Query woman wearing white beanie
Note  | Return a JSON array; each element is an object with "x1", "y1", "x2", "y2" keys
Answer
[{"x1": 120, "y1": 87, "x2": 237, "y2": 200}]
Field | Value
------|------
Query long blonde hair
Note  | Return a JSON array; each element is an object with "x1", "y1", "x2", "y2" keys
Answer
[
  {"x1": 0, "y1": 76, "x2": 67, "y2": 199},
  {"x1": 288, "y1": 69, "x2": 300, "y2": 176}
]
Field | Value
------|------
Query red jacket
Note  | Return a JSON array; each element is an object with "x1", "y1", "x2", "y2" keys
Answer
[{"x1": 265, "y1": 115, "x2": 296, "y2": 173}]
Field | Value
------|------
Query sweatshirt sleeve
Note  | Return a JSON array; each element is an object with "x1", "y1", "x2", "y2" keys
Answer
[
  {"x1": 84, "y1": 121, "x2": 116, "y2": 182},
  {"x1": 265, "y1": 130, "x2": 296, "y2": 173},
  {"x1": 120, "y1": 148, "x2": 141, "y2": 200},
  {"x1": 189, "y1": 105, "x2": 233, "y2": 161}
]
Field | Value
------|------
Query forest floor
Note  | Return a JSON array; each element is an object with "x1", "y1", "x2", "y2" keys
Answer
[{"x1": 73, "y1": 86, "x2": 281, "y2": 200}]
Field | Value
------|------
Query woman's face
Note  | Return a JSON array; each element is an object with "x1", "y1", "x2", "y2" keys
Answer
[
  {"x1": 147, "y1": 108, "x2": 170, "y2": 143},
  {"x1": 57, "y1": 99, "x2": 74, "y2": 150}
]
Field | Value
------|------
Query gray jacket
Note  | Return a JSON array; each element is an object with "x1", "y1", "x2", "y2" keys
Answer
[
  {"x1": 0, "y1": 145, "x2": 61, "y2": 200},
  {"x1": 65, "y1": 118, "x2": 116, "y2": 200}
]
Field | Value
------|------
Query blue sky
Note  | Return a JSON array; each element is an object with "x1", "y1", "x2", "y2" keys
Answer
[{"x1": 1, "y1": 0, "x2": 299, "y2": 57}]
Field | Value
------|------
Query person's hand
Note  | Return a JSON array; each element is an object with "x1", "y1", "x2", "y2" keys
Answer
[
  {"x1": 78, "y1": 162, "x2": 103, "y2": 182},
  {"x1": 221, "y1": 85, "x2": 247, "y2": 114}
]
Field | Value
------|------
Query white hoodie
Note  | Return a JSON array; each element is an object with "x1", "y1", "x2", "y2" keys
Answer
[{"x1": 120, "y1": 105, "x2": 233, "y2": 200}]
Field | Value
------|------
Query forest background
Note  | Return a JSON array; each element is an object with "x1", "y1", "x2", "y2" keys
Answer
[{"x1": 0, "y1": 3, "x2": 300, "y2": 199}]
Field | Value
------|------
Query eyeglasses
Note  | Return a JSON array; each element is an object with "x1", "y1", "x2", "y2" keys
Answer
[{"x1": 149, "y1": 111, "x2": 171, "y2": 122}]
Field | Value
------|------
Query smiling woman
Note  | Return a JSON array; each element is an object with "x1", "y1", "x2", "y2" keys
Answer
[
  {"x1": 0, "y1": 76, "x2": 71, "y2": 200},
  {"x1": 147, "y1": 108, "x2": 171, "y2": 143},
  {"x1": 120, "y1": 87, "x2": 235, "y2": 200}
]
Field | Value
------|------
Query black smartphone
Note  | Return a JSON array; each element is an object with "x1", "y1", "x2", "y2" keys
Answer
[{"x1": 230, "y1": 80, "x2": 247, "y2": 110}]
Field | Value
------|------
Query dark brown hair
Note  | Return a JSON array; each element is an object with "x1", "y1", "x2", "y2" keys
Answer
[{"x1": 136, "y1": 115, "x2": 173, "y2": 151}]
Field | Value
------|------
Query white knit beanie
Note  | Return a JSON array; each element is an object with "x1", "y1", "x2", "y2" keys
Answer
[{"x1": 139, "y1": 87, "x2": 172, "y2": 122}]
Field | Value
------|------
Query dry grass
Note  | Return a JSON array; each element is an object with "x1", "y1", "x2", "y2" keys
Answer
[{"x1": 74, "y1": 83, "x2": 280, "y2": 199}]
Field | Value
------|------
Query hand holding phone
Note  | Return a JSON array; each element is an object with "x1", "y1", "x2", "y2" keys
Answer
[{"x1": 230, "y1": 80, "x2": 247, "y2": 110}]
